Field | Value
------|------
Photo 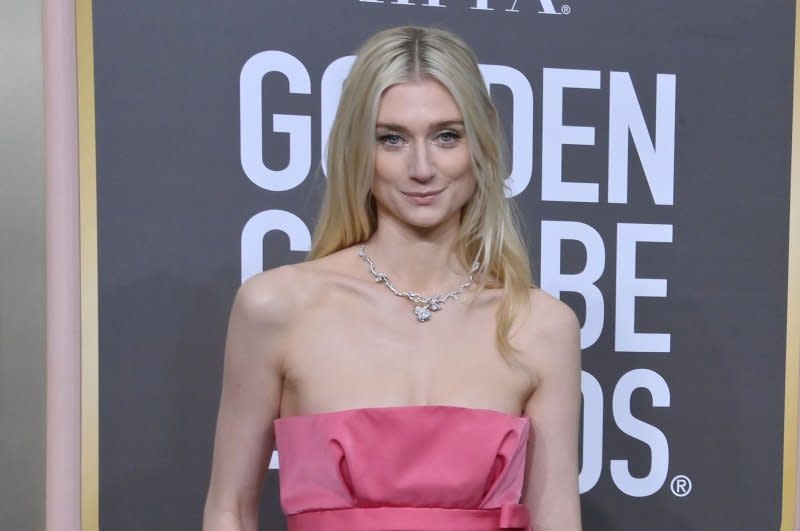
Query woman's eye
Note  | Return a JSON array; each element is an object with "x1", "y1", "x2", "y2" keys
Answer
[
  {"x1": 437, "y1": 131, "x2": 461, "y2": 145},
  {"x1": 378, "y1": 134, "x2": 403, "y2": 146}
]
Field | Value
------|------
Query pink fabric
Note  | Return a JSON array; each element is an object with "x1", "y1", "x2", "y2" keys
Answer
[{"x1": 274, "y1": 405, "x2": 532, "y2": 530}]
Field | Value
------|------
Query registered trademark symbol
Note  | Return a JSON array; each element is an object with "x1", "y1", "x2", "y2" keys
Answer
[
  {"x1": 670, "y1": 474, "x2": 692, "y2": 497},
  {"x1": 561, "y1": 4, "x2": 571, "y2": 15}
]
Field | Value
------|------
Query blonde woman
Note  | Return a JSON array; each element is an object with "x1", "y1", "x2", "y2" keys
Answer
[{"x1": 204, "y1": 26, "x2": 582, "y2": 531}]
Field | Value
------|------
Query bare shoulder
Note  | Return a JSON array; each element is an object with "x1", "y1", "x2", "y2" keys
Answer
[
  {"x1": 515, "y1": 288, "x2": 581, "y2": 376},
  {"x1": 526, "y1": 288, "x2": 581, "y2": 342},
  {"x1": 232, "y1": 248, "x2": 355, "y2": 327},
  {"x1": 233, "y1": 264, "x2": 304, "y2": 329}
]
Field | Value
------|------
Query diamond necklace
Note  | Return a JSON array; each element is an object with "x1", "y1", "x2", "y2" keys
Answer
[{"x1": 358, "y1": 244, "x2": 480, "y2": 322}]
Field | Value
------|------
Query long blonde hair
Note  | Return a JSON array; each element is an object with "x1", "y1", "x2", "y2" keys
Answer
[{"x1": 309, "y1": 26, "x2": 533, "y2": 355}]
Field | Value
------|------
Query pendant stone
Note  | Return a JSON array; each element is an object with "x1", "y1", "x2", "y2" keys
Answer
[{"x1": 414, "y1": 306, "x2": 432, "y2": 322}]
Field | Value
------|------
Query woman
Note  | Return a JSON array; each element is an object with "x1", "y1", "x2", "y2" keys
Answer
[{"x1": 204, "y1": 26, "x2": 581, "y2": 531}]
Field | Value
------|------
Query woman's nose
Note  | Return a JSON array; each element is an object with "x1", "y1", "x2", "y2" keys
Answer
[{"x1": 409, "y1": 141, "x2": 435, "y2": 183}]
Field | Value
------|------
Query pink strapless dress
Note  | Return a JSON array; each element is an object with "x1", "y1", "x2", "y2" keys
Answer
[{"x1": 273, "y1": 405, "x2": 532, "y2": 531}]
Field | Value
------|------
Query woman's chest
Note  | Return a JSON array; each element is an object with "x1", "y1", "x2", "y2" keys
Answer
[{"x1": 280, "y1": 305, "x2": 534, "y2": 417}]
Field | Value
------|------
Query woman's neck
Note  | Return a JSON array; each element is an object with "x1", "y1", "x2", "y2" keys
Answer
[{"x1": 363, "y1": 218, "x2": 469, "y2": 295}]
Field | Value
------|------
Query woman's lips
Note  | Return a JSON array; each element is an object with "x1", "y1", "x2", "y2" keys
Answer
[{"x1": 402, "y1": 189, "x2": 443, "y2": 205}]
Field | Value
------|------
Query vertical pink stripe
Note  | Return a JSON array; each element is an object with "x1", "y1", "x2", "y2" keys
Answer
[{"x1": 43, "y1": 0, "x2": 82, "y2": 529}]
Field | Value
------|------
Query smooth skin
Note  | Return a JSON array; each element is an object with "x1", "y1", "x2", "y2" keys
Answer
[{"x1": 203, "y1": 79, "x2": 582, "y2": 531}]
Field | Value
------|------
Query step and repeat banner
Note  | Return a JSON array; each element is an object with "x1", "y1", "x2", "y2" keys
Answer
[{"x1": 84, "y1": 1, "x2": 798, "y2": 530}]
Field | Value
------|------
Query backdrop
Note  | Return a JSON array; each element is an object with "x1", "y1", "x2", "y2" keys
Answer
[{"x1": 85, "y1": 1, "x2": 797, "y2": 529}]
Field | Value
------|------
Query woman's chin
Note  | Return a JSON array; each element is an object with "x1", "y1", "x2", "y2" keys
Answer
[{"x1": 398, "y1": 211, "x2": 460, "y2": 232}]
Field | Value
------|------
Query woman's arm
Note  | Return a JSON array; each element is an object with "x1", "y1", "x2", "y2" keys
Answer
[
  {"x1": 203, "y1": 271, "x2": 290, "y2": 531},
  {"x1": 520, "y1": 291, "x2": 583, "y2": 531}
]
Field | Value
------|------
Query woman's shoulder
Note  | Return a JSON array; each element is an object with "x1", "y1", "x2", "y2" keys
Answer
[
  {"x1": 511, "y1": 287, "x2": 581, "y2": 369},
  {"x1": 233, "y1": 247, "x2": 359, "y2": 325},
  {"x1": 527, "y1": 287, "x2": 580, "y2": 337},
  {"x1": 231, "y1": 265, "x2": 302, "y2": 331},
  {"x1": 478, "y1": 284, "x2": 578, "y2": 332}
]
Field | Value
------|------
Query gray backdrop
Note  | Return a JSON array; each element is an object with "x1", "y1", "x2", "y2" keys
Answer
[
  {"x1": 92, "y1": 1, "x2": 795, "y2": 529},
  {"x1": 0, "y1": 1, "x2": 45, "y2": 530}
]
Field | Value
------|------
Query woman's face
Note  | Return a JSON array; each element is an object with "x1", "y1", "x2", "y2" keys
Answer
[{"x1": 372, "y1": 79, "x2": 476, "y2": 234}]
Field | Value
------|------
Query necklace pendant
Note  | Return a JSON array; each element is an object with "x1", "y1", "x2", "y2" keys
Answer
[{"x1": 414, "y1": 305, "x2": 432, "y2": 322}]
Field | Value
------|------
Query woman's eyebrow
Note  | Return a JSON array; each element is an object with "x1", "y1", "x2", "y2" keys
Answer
[
  {"x1": 433, "y1": 120, "x2": 465, "y2": 129},
  {"x1": 375, "y1": 120, "x2": 465, "y2": 131},
  {"x1": 375, "y1": 122, "x2": 409, "y2": 132}
]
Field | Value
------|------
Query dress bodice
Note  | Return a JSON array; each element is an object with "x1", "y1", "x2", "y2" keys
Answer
[{"x1": 273, "y1": 405, "x2": 532, "y2": 530}]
